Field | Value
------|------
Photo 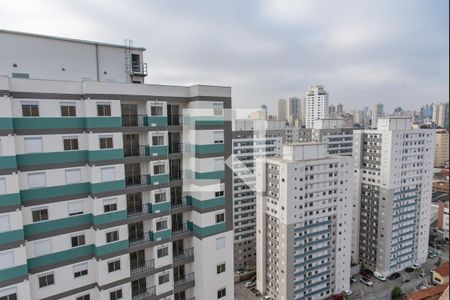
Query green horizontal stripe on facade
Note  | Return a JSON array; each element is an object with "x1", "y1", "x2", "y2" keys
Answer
[
  {"x1": 28, "y1": 244, "x2": 95, "y2": 270},
  {"x1": 0, "y1": 156, "x2": 17, "y2": 169},
  {"x1": 0, "y1": 193, "x2": 21, "y2": 207},
  {"x1": 0, "y1": 118, "x2": 14, "y2": 130},
  {"x1": 21, "y1": 182, "x2": 90, "y2": 203},
  {"x1": 188, "y1": 221, "x2": 226, "y2": 237},
  {"x1": 87, "y1": 149, "x2": 124, "y2": 162},
  {"x1": 194, "y1": 170, "x2": 225, "y2": 180},
  {"x1": 0, "y1": 229, "x2": 24, "y2": 245},
  {"x1": 95, "y1": 239, "x2": 128, "y2": 257},
  {"x1": 195, "y1": 119, "x2": 225, "y2": 126},
  {"x1": 24, "y1": 214, "x2": 91, "y2": 237},
  {"x1": 90, "y1": 180, "x2": 125, "y2": 194},
  {"x1": 194, "y1": 144, "x2": 224, "y2": 154},
  {"x1": 145, "y1": 116, "x2": 168, "y2": 127},
  {"x1": 92, "y1": 210, "x2": 127, "y2": 226},
  {"x1": 151, "y1": 174, "x2": 169, "y2": 185},
  {"x1": 151, "y1": 202, "x2": 170, "y2": 213},
  {"x1": 0, "y1": 264, "x2": 28, "y2": 282},
  {"x1": 146, "y1": 145, "x2": 168, "y2": 156},
  {"x1": 12, "y1": 117, "x2": 121, "y2": 130},
  {"x1": 151, "y1": 229, "x2": 171, "y2": 241},
  {"x1": 188, "y1": 196, "x2": 225, "y2": 210}
]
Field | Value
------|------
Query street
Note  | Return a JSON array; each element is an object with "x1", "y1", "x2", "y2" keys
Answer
[{"x1": 235, "y1": 281, "x2": 259, "y2": 300}]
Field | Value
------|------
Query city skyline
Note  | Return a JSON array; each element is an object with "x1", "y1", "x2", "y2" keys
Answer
[{"x1": 0, "y1": 0, "x2": 448, "y2": 113}]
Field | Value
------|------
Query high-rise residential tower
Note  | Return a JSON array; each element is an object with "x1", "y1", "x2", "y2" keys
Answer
[
  {"x1": 434, "y1": 129, "x2": 449, "y2": 168},
  {"x1": 370, "y1": 103, "x2": 384, "y2": 128},
  {"x1": 288, "y1": 97, "x2": 301, "y2": 125},
  {"x1": 352, "y1": 116, "x2": 434, "y2": 276},
  {"x1": 0, "y1": 30, "x2": 234, "y2": 300},
  {"x1": 336, "y1": 103, "x2": 343, "y2": 114},
  {"x1": 277, "y1": 99, "x2": 288, "y2": 122},
  {"x1": 305, "y1": 85, "x2": 329, "y2": 128},
  {"x1": 256, "y1": 143, "x2": 353, "y2": 300},
  {"x1": 432, "y1": 102, "x2": 449, "y2": 129}
]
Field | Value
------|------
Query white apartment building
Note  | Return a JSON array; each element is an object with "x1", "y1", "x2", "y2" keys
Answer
[
  {"x1": 352, "y1": 116, "x2": 435, "y2": 276},
  {"x1": 370, "y1": 103, "x2": 384, "y2": 129},
  {"x1": 0, "y1": 30, "x2": 233, "y2": 300},
  {"x1": 288, "y1": 97, "x2": 301, "y2": 125},
  {"x1": 256, "y1": 143, "x2": 353, "y2": 300},
  {"x1": 312, "y1": 119, "x2": 354, "y2": 156},
  {"x1": 432, "y1": 103, "x2": 449, "y2": 129},
  {"x1": 305, "y1": 85, "x2": 329, "y2": 129},
  {"x1": 278, "y1": 99, "x2": 288, "y2": 122}
]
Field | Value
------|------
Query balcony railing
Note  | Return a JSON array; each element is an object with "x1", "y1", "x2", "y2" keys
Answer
[
  {"x1": 168, "y1": 115, "x2": 183, "y2": 126},
  {"x1": 129, "y1": 232, "x2": 153, "y2": 247},
  {"x1": 131, "y1": 62, "x2": 148, "y2": 76},
  {"x1": 173, "y1": 247, "x2": 194, "y2": 262},
  {"x1": 125, "y1": 175, "x2": 151, "y2": 187},
  {"x1": 132, "y1": 286, "x2": 156, "y2": 300},
  {"x1": 171, "y1": 197, "x2": 190, "y2": 210},
  {"x1": 169, "y1": 142, "x2": 183, "y2": 154},
  {"x1": 130, "y1": 259, "x2": 155, "y2": 275},
  {"x1": 122, "y1": 114, "x2": 147, "y2": 127},
  {"x1": 127, "y1": 204, "x2": 148, "y2": 217},
  {"x1": 174, "y1": 272, "x2": 195, "y2": 289},
  {"x1": 170, "y1": 170, "x2": 183, "y2": 180},
  {"x1": 172, "y1": 223, "x2": 192, "y2": 236},
  {"x1": 124, "y1": 145, "x2": 148, "y2": 157}
]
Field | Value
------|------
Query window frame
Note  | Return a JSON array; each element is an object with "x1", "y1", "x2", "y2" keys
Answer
[
  {"x1": 60, "y1": 102, "x2": 77, "y2": 117},
  {"x1": 97, "y1": 103, "x2": 112, "y2": 117},
  {"x1": 38, "y1": 272, "x2": 55, "y2": 288}
]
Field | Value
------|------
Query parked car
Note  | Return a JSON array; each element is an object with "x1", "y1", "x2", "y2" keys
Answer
[
  {"x1": 373, "y1": 271, "x2": 386, "y2": 281},
  {"x1": 236, "y1": 268, "x2": 245, "y2": 274},
  {"x1": 360, "y1": 277, "x2": 373, "y2": 287},
  {"x1": 344, "y1": 289, "x2": 353, "y2": 296},
  {"x1": 251, "y1": 288, "x2": 261, "y2": 296},
  {"x1": 245, "y1": 281, "x2": 256, "y2": 288},
  {"x1": 405, "y1": 267, "x2": 414, "y2": 273},
  {"x1": 412, "y1": 264, "x2": 421, "y2": 269},
  {"x1": 350, "y1": 276, "x2": 357, "y2": 283},
  {"x1": 361, "y1": 269, "x2": 374, "y2": 276},
  {"x1": 428, "y1": 253, "x2": 437, "y2": 259},
  {"x1": 388, "y1": 272, "x2": 401, "y2": 280}
]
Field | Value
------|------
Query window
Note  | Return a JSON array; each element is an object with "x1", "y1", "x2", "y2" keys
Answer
[
  {"x1": 101, "y1": 167, "x2": 116, "y2": 182},
  {"x1": 35, "y1": 239, "x2": 52, "y2": 256},
  {"x1": 76, "y1": 294, "x2": 90, "y2": 300},
  {"x1": 215, "y1": 191, "x2": 224, "y2": 197},
  {"x1": 68, "y1": 201, "x2": 83, "y2": 216},
  {"x1": 154, "y1": 192, "x2": 166, "y2": 203},
  {"x1": 106, "y1": 231, "x2": 119, "y2": 243},
  {"x1": 152, "y1": 135, "x2": 164, "y2": 146},
  {"x1": 215, "y1": 213, "x2": 225, "y2": 224},
  {"x1": 60, "y1": 103, "x2": 76, "y2": 117},
  {"x1": 28, "y1": 172, "x2": 46, "y2": 188},
  {"x1": 63, "y1": 137, "x2": 79, "y2": 151},
  {"x1": 153, "y1": 164, "x2": 165, "y2": 175},
  {"x1": 107, "y1": 260, "x2": 121, "y2": 272},
  {"x1": 73, "y1": 263, "x2": 88, "y2": 278},
  {"x1": 97, "y1": 103, "x2": 111, "y2": 116},
  {"x1": 0, "y1": 287, "x2": 17, "y2": 300},
  {"x1": 71, "y1": 234, "x2": 86, "y2": 247},
  {"x1": 109, "y1": 289, "x2": 123, "y2": 300},
  {"x1": 103, "y1": 198, "x2": 118, "y2": 212},
  {"x1": 216, "y1": 263, "x2": 226, "y2": 274},
  {"x1": 0, "y1": 178, "x2": 5, "y2": 194},
  {"x1": 158, "y1": 273, "x2": 170, "y2": 285},
  {"x1": 22, "y1": 102, "x2": 39, "y2": 117},
  {"x1": 0, "y1": 215, "x2": 10, "y2": 233},
  {"x1": 65, "y1": 169, "x2": 81, "y2": 184},
  {"x1": 216, "y1": 237, "x2": 225, "y2": 249},
  {"x1": 99, "y1": 136, "x2": 114, "y2": 149},
  {"x1": 151, "y1": 106, "x2": 163, "y2": 116},
  {"x1": 38, "y1": 273, "x2": 54, "y2": 288},
  {"x1": 32, "y1": 207, "x2": 48, "y2": 222},
  {"x1": 24, "y1": 137, "x2": 43, "y2": 153},
  {"x1": 213, "y1": 103, "x2": 223, "y2": 116},
  {"x1": 157, "y1": 247, "x2": 169, "y2": 258},
  {"x1": 217, "y1": 288, "x2": 226, "y2": 299},
  {"x1": 214, "y1": 131, "x2": 224, "y2": 144},
  {"x1": 0, "y1": 251, "x2": 14, "y2": 270},
  {"x1": 156, "y1": 220, "x2": 167, "y2": 231},
  {"x1": 214, "y1": 158, "x2": 224, "y2": 171}
]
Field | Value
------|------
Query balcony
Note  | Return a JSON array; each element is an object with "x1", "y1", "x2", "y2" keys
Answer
[
  {"x1": 170, "y1": 169, "x2": 183, "y2": 180},
  {"x1": 124, "y1": 145, "x2": 149, "y2": 157},
  {"x1": 129, "y1": 230, "x2": 172, "y2": 247},
  {"x1": 131, "y1": 62, "x2": 148, "y2": 76},
  {"x1": 173, "y1": 247, "x2": 194, "y2": 263},
  {"x1": 126, "y1": 175, "x2": 151, "y2": 187},
  {"x1": 169, "y1": 143, "x2": 183, "y2": 154},
  {"x1": 172, "y1": 223, "x2": 192, "y2": 237},
  {"x1": 168, "y1": 115, "x2": 183, "y2": 126},
  {"x1": 122, "y1": 115, "x2": 147, "y2": 127},
  {"x1": 130, "y1": 259, "x2": 155, "y2": 275},
  {"x1": 132, "y1": 286, "x2": 156, "y2": 300},
  {"x1": 174, "y1": 272, "x2": 195, "y2": 289},
  {"x1": 127, "y1": 204, "x2": 149, "y2": 217},
  {"x1": 127, "y1": 202, "x2": 171, "y2": 218},
  {"x1": 171, "y1": 197, "x2": 191, "y2": 210}
]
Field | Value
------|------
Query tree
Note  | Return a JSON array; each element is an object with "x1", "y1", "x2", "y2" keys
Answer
[
  {"x1": 392, "y1": 287, "x2": 402, "y2": 298},
  {"x1": 435, "y1": 257, "x2": 442, "y2": 267}
]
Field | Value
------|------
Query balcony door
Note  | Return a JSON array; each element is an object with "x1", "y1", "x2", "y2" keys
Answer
[
  {"x1": 173, "y1": 265, "x2": 185, "y2": 282},
  {"x1": 131, "y1": 277, "x2": 147, "y2": 297},
  {"x1": 130, "y1": 250, "x2": 145, "y2": 268},
  {"x1": 125, "y1": 163, "x2": 141, "y2": 186},
  {"x1": 167, "y1": 104, "x2": 180, "y2": 126},
  {"x1": 128, "y1": 222, "x2": 144, "y2": 242},
  {"x1": 127, "y1": 193, "x2": 143, "y2": 215},
  {"x1": 123, "y1": 134, "x2": 140, "y2": 156},
  {"x1": 172, "y1": 213, "x2": 183, "y2": 232},
  {"x1": 121, "y1": 104, "x2": 138, "y2": 126},
  {"x1": 170, "y1": 159, "x2": 182, "y2": 180},
  {"x1": 169, "y1": 132, "x2": 181, "y2": 153},
  {"x1": 172, "y1": 239, "x2": 184, "y2": 258},
  {"x1": 171, "y1": 186, "x2": 183, "y2": 207}
]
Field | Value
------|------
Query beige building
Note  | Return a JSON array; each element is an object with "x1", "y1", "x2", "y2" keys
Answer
[{"x1": 435, "y1": 130, "x2": 449, "y2": 167}]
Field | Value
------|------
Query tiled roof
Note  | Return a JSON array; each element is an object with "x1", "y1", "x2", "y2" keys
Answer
[
  {"x1": 407, "y1": 283, "x2": 449, "y2": 300},
  {"x1": 435, "y1": 261, "x2": 449, "y2": 277}
]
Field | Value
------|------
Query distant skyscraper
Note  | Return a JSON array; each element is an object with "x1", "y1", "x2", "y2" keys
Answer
[
  {"x1": 305, "y1": 85, "x2": 329, "y2": 128},
  {"x1": 329, "y1": 105, "x2": 336, "y2": 114},
  {"x1": 277, "y1": 98, "x2": 288, "y2": 121},
  {"x1": 300, "y1": 97, "x2": 307, "y2": 126},
  {"x1": 370, "y1": 103, "x2": 384, "y2": 128},
  {"x1": 419, "y1": 104, "x2": 433, "y2": 123},
  {"x1": 432, "y1": 102, "x2": 449, "y2": 129},
  {"x1": 352, "y1": 116, "x2": 434, "y2": 276},
  {"x1": 288, "y1": 97, "x2": 301, "y2": 124},
  {"x1": 337, "y1": 103, "x2": 343, "y2": 114}
]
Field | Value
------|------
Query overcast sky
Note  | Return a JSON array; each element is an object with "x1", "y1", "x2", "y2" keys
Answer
[{"x1": 0, "y1": 0, "x2": 448, "y2": 114}]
